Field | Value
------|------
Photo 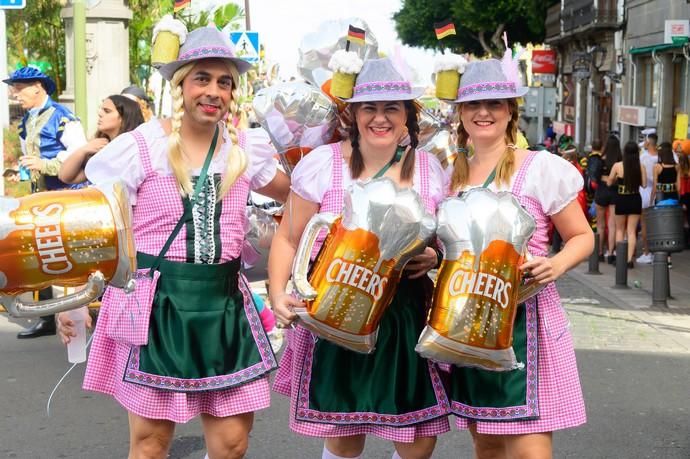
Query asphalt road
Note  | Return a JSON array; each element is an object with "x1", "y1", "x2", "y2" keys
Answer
[{"x1": 1, "y1": 274, "x2": 688, "y2": 458}]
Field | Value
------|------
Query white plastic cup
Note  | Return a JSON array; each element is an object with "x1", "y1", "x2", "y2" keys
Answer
[{"x1": 66, "y1": 307, "x2": 87, "y2": 364}]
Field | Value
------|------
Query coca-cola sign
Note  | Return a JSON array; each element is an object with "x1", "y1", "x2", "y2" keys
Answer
[{"x1": 532, "y1": 50, "x2": 557, "y2": 74}]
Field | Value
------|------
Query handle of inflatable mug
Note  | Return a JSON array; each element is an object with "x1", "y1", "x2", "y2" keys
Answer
[
  {"x1": 1, "y1": 271, "x2": 106, "y2": 318},
  {"x1": 291, "y1": 212, "x2": 338, "y2": 301}
]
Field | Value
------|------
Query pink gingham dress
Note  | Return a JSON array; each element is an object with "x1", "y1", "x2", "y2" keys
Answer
[
  {"x1": 453, "y1": 150, "x2": 587, "y2": 434},
  {"x1": 273, "y1": 142, "x2": 452, "y2": 442},
  {"x1": 82, "y1": 120, "x2": 277, "y2": 423}
]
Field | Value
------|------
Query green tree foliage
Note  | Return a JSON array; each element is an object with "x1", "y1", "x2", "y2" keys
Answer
[
  {"x1": 394, "y1": 0, "x2": 558, "y2": 57},
  {"x1": 7, "y1": 0, "x2": 67, "y2": 96}
]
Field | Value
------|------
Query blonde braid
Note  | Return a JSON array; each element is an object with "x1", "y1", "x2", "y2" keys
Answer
[
  {"x1": 450, "y1": 99, "x2": 520, "y2": 191},
  {"x1": 167, "y1": 63, "x2": 195, "y2": 197},
  {"x1": 218, "y1": 66, "x2": 248, "y2": 199}
]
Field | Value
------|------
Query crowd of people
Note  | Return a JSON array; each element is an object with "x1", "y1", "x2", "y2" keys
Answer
[{"x1": 4, "y1": 16, "x2": 687, "y2": 459}]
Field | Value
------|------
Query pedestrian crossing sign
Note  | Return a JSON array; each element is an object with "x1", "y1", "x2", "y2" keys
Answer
[
  {"x1": 0, "y1": 0, "x2": 26, "y2": 9},
  {"x1": 229, "y1": 31, "x2": 260, "y2": 64}
]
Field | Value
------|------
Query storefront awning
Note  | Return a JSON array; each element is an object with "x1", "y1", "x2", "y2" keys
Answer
[{"x1": 629, "y1": 41, "x2": 687, "y2": 55}]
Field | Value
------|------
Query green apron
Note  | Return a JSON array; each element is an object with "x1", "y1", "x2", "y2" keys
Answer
[
  {"x1": 294, "y1": 277, "x2": 450, "y2": 426},
  {"x1": 445, "y1": 299, "x2": 540, "y2": 421}
]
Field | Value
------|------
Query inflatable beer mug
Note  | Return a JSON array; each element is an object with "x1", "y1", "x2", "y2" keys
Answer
[
  {"x1": 292, "y1": 177, "x2": 436, "y2": 353},
  {"x1": 0, "y1": 181, "x2": 135, "y2": 317},
  {"x1": 416, "y1": 188, "x2": 539, "y2": 371}
]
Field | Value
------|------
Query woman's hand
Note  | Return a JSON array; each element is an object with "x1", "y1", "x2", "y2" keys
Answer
[
  {"x1": 85, "y1": 137, "x2": 109, "y2": 155},
  {"x1": 270, "y1": 292, "x2": 303, "y2": 328},
  {"x1": 404, "y1": 247, "x2": 439, "y2": 279},
  {"x1": 519, "y1": 255, "x2": 566, "y2": 284},
  {"x1": 56, "y1": 307, "x2": 93, "y2": 345}
]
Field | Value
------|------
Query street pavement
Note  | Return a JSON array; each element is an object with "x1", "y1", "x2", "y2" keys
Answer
[{"x1": 0, "y1": 252, "x2": 688, "y2": 458}]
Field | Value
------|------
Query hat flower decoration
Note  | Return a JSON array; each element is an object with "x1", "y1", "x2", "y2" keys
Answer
[{"x1": 455, "y1": 32, "x2": 528, "y2": 103}]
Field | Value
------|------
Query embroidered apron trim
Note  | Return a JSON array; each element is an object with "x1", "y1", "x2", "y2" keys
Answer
[{"x1": 449, "y1": 298, "x2": 539, "y2": 421}]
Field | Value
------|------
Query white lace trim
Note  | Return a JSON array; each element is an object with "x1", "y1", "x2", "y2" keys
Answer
[{"x1": 192, "y1": 176, "x2": 217, "y2": 264}]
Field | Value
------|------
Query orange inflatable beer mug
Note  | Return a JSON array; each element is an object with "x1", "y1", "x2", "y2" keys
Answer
[
  {"x1": 0, "y1": 181, "x2": 135, "y2": 317},
  {"x1": 416, "y1": 188, "x2": 539, "y2": 371},
  {"x1": 292, "y1": 177, "x2": 436, "y2": 353}
]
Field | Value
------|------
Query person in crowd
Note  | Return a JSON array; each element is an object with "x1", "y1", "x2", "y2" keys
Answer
[
  {"x1": 3, "y1": 65, "x2": 87, "y2": 339},
  {"x1": 57, "y1": 27, "x2": 289, "y2": 459},
  {"x1": 269, "y1": 58, "x2": 450, "y2": 459},
  {"x1": 606, "y1": 141, "x2": 646, "y2": 268},
  {"x1": 636, "y1": 133, "x2": 659, "y2": 264},
  {"x1": 59, "y1": 94, "x2": 144, "y2": 184},
  {"x1": 446, "y1": 56, "x2": 593, "y2": 459},
  {"x1": 652, "y1": 142, "x2": 680, "y2": 204},
  {"x1": 595, "y1": 135, "x2": 622, "y2": 264},
  {"x1": 677, "y1": 143, "x2": 690, "y2": 245},
  {"x1": 121, "y1": 85, "x2": 155, "y2": 121}
]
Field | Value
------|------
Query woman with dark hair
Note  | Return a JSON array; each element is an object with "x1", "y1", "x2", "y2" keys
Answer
[
  {"x1": 269, "y1": 58, "x2": 450, "y2": 459},
  {"x1": 606, "y1": 141, "x2": 646, "y2": 267},
  {"x1": 653, "y1": 142, "x2": 680, "y2": 203},
  {"x1": 677, "y1": 145, "x2": 690, "y2": 244},
  {"x1": 58, "y1": 94, "x2": 145, "y2": 183},
  {"x1": 594, "y1": 135, "x2": 622, "y2": 263}
]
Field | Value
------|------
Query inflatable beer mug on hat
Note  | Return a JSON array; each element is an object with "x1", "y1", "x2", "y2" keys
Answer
[
  {"x1": 0, "y1": 181, "x2": 135, "y2": 317},
  {"x1": 292, "y1": 177, "x2": 436, "y2": 353},
  {"x1": 416, "y1": 188, "x2": 542, "y2": 371}
]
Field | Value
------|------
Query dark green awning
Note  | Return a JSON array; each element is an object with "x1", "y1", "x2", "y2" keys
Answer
[{"x1": 629, "y1": 41, "x2": 687, "y2": 55}]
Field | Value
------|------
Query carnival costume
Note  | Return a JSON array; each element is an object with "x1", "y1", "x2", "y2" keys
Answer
[
  {"x1": 446, "y1": 57, "x2": 587, "y2": 434},
  {"x1": 273, "y1": 58, "x2": 451, "y2": 442}
]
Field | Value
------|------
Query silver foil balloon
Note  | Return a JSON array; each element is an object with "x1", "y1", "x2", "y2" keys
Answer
[
  {"x1": 253, "y1": 82, "x2": 338, "y2": 175},
  {"x1": 292, "y1": 177, "x2": 436, "y2": 353},
  {"x1": 416, "y1": 188, "x2": 538, "y2": 371},
  {"x1": 297, "y1": 17, "x2": 379, "y2": 88},
  {"x1": 418, "y1": 109, "x2": 457, "y2": 169},
  {"x1": 241, "y1": 200, "x2": 282, "y2": 283}
]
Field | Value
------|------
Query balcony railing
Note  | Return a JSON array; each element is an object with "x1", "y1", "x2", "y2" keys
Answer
[
  {"x1": 561, "y1": 0, "x2": 621, "y2": 33},
  {"x1": 545, "y1": 3, "x2": 561, "y2": 40}
]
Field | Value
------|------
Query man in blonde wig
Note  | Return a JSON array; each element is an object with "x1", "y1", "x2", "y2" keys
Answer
[{"x1": 58, "y1": 26, "x2": 289, "y2": 458}]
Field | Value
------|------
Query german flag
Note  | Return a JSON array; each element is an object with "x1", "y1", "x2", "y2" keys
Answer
[
  {"x1": 347, "y1": 25, "x2": 366, "y2": 46},
  {"x1": 174, "y1": 0, "x2": 191, "y2": 13},
  {"x1": 434, "y1": 19, "x2": 456, "y2": 40}
]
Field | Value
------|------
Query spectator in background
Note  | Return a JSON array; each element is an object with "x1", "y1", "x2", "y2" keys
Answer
[
  {"x1": 59, "y1": 95, "x2": 145, "y2": 184},
  {"x1": 121, "y1": 85, "x2": 155, "y2": 121},
  {"x1": 677, "y1": 143, "x2": 690, "y2": 245},
  {"x1": 585, "y1": 140, "x2": 605, "y2": 258},
  {"x1": 606, "y1": 141, "x2": 646, "y2": 268},
  {"x1": 595, "y1": 135, "x2": 622, "y2": 264},
  {"x1": 637, "y1": 133, "x2": 658, "y2": 264},
  {"x1": 3, "y1": 65, "x2": 87, "y2": 339},
  {"x1": 653, "y1": 142, "x2": 680, "y2": 204}
]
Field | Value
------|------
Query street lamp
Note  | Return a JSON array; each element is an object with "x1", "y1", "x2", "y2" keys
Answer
[{"x1": 591, "y1": 46, "x2": 607, "y2": 70}]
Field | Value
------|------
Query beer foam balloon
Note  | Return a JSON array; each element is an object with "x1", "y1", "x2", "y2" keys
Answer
[
  {"x1": 418, "y1": 109, "x2": 457, "y2": 169},
  {"x1": 297, "y1": 17, "x2": 379, "y2": 88},
  {"x1": 416, "y1": 188, "x2": 537, "y2": 371},
  {"x1": 241, "y1": 199, "x2": 281, "y2": 282},
  {"x1": 253, "y1": 82, "x2": 339, "y2": 175},
  {"x1": 292, "y1": 177, "x2": 436, "y2": 353},
  {"x1": 0, "y1": 181, "x2": 135, "y2": 317}
]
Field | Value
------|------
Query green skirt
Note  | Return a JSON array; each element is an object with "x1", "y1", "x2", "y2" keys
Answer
[
  {"x1": 294, "y1": 277, "x2": 450, "y2": 426},
  {"x1": 123, "y1": 252, "x2": 277, "y2": 392},
  {"x1": 445, "y1": 301, "x2": 540, "y2": 421}
]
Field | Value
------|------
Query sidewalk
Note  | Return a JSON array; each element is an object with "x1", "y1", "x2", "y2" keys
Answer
[{"x1": 561, "y1": 248, "x2": 690, "y2": 354}]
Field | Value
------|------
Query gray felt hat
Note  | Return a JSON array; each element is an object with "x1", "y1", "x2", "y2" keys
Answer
[
  {"x1": 159, "y1": 27, "x2": 252, "y2": 81},
  {"x1": 454, "y1": 58, "x2": 528, "y2": 103},
  {"x1": 344, "y1": 58, "x2": 423, "y2": 103}
]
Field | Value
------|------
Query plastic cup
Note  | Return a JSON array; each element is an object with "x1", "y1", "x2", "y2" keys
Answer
[
  {"x1": 19, "y1": 165, "x2": 31, "y2": 181},
  {"x1": 66, "y1": 308, "x2": 87, "y2": 364}
]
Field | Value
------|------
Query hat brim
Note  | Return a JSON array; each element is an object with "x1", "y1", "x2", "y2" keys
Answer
[
  {"x1": 3, "y1": 76, "x2": 56, "y2": 95},
  {"x1": 453, "y1": 86, "x2": 529, "y2": 103},
  {"x1": 159, "y1": 56, "x2": 253, "y2": 81},
  {"x1": 343, "y1": 87, "x2": 424, "y2": 103}
]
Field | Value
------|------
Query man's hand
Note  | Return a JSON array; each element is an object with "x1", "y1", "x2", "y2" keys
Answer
[{"x1": 19, "y1": 155, "x2": 44, "y2": 171}]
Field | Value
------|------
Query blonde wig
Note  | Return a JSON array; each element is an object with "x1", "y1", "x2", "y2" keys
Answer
[
  {"x1": 167, "y1": 60, "x2": 248, "y2": 199},
  {"x1": 450, "y1": 98, "x2": 520, "y2": 192}
]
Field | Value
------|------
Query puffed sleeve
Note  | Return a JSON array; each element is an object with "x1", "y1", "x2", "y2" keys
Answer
[
  {"x1": 243, "y1": 127, "x2": 278, "y2": 191},
  {"x1": 423, "y1": 151, "x2": 451, "y2": 210},
  {"x1": 84, "y1": 131, "x2": 146, "y2": 205},
  {"x1": 523, "y1": 151, "x2": 584, "y2": 216},
  {"x1": 290, "y1": 144, "x2": 335, "y2": 204}
]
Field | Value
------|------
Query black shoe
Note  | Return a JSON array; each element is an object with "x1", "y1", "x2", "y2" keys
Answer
[
  {"x1": 17, "y1": 318, "x2": 56, "y2": 339},
  {"x1": 607, "y1": 255, "x2": 616, "y2": 265},
  {"x1": 627, "y1": 260, "x2": 634, "y2": 269},
  {"x1": 598, "y1": 254, "x2": 605, "y2": 262}
]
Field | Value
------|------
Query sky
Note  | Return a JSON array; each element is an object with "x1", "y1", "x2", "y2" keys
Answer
[{"x1": 193, "y1": 0, "x2": 439, "y2": 86}]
